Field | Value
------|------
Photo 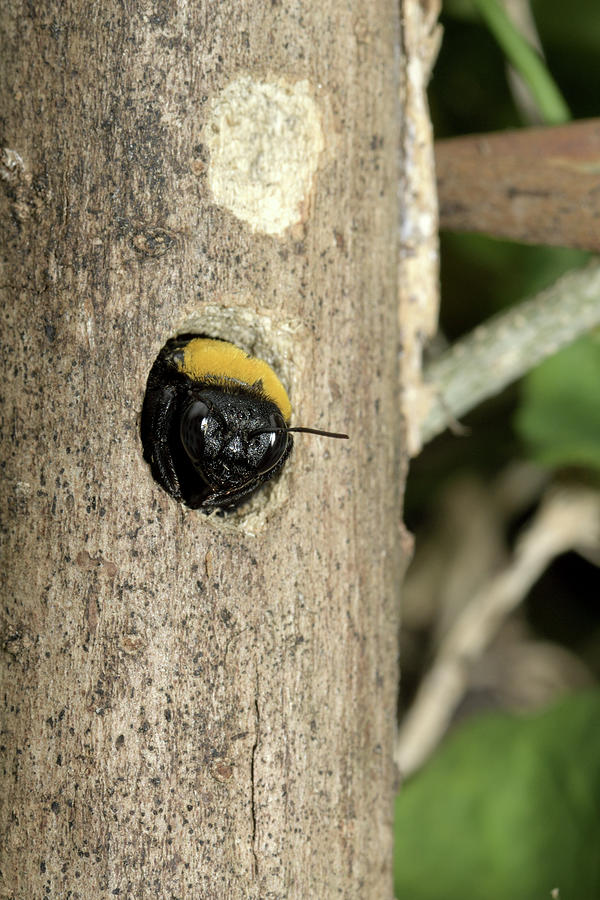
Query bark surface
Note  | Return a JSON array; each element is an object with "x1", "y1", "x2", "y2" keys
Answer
[{"x1": 1, "y1": 2, "x2": 406, "y2": 897}]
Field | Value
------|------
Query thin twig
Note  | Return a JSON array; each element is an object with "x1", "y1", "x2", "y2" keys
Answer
[
  {"x1": 419, "y1": 260, "x2": 600, "y2": 446},
  {"x1": 395, "y1": 487, "x2": 600, "y2": 778}
]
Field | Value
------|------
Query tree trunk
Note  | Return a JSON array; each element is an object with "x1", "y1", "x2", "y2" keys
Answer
[{"x1": 1, "y1": 2, "x2": 411, "y2": 896}]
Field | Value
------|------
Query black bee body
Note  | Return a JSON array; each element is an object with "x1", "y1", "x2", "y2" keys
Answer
[{"x1": 141, "y1": 336, "x2": 292, "y2": 511}]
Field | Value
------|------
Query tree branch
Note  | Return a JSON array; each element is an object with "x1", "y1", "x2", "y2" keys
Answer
[
  {"x1": 419, "y1": 260, "x2": 600, "y2": 446},
  {"x1": 436, "y1": 120, "x2": 600, "y2": 250}
]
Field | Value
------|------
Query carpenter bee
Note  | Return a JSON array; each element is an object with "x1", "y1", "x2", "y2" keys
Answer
[{"x1": 141, "y1": 335, "x2": 348, "y2": 511}]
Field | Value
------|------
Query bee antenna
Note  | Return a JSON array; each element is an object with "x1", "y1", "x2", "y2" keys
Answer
[
  {"x1": 250, "y1": 426, "x2": 349, "y2": 440},
  {"x1": 287, "y1": 426, "x2": 349, "y2": 439}
]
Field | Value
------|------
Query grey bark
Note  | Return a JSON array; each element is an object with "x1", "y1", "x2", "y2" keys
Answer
[{"x1": 1, "y1": 2, "x2": 406, "y2": 897}]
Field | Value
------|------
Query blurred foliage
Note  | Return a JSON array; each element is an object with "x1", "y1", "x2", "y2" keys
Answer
[
  {"x1": 408, "y1": 0, "x2": 600, "y2": 513},
  {"x1": 432, "y1": 0, "x2": 600, "y2": 134},
  {"x1": 473, "y1": 0, "x2": 570, "y2": 124},
  {"x1": 394, "y1": 692, "x2": 600, "y2": 900},
  {"x1": 516, "y1": 334, "x2": 600, "y2": 472},
  {"x1": 438, "y1": 234, "x2": 588, "y2": 340},
  {"x1": 397, "y1": 2, "x2": 600, "y2": 897}
]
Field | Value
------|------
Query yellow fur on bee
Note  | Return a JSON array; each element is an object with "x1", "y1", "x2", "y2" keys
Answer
[{"x1": 179, "y1": 338, "x2": 292, "y2": 423}]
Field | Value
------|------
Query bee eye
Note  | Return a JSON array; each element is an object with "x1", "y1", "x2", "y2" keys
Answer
[
  {"x1": 256, "y1": 431, "x2": 289, "y2": 474},
  {"x1": 180, "y1": 400, "x2": 211, "y2": 465},
  {"x1": 253, "y1": 412, "x2": 289, "y2": 475}
]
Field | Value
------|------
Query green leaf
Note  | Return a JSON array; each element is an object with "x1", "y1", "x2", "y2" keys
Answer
[
  {"x1": 394, "y1": 692, "x2": 600, "y2": 900},
  {"x1": 444, "y1": 0, "x2": 571, "y2": 126},
  {"x1": 472, "y1": 0, "x2": 570, "y2": 125},
  {"x1": 515, "y1": 334, "x2": 600, "y2": 472}
]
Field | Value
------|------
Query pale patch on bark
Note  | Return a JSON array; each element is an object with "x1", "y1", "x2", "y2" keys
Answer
[{"x1": 205, "y1": 76, "x2": 324, "y2": 235}]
